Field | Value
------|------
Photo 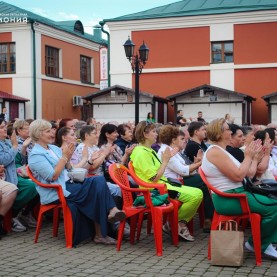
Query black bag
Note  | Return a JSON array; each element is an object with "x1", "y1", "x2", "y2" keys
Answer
[
  {"x1": 163, "y1": 177, "x2": 182, "y2": 199},
  {"x1": 243, "y1": 177, "x2": 277, "y2": 205},
  {"x1": 159, "y1": 177, "x2": 182, "y2": 199},
  {"x1": 166, "y1": 177, "x2": 183, "y2": 187},
  {"x1": 102, "y1": 160, "x2": 115, "y2": 183}
]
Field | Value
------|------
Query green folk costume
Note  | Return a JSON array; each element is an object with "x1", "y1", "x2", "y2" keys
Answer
[{"x1": 130, "y1": 145, "x2": 203, "y2": 222}]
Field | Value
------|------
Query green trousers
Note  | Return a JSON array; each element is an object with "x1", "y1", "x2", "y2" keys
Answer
[
  {"x1": 212, "y1": 186, "x2": 277, "y2": 252},
  {"x1": 13, "y1": 176, "x2": 38, "y2": 212},
  {"x1": 183, "y1": 174, "x2": 214, "y2": 219}
]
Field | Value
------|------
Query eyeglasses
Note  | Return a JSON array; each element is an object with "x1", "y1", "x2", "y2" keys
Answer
[{"x1": 221, "y1": 122, "x2": 231, "y2": 132}]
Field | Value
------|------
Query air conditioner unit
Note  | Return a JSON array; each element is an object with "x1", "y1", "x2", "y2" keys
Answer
[{"x1": 73, "y1": 96, "x2": 83, "y2": 107}]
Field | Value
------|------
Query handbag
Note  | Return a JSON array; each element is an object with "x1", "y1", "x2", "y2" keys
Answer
[
  {"x1": 102, "y1": 160, "x2": 116, "y2": 182},
  {"x1": 243, "y1": 177, "x2": 277, "y2": 203},
  {"x1": 165, "y1": 177, "x2": 183, "y2": 187},
  {"x1": 211, "y1": 220, "x2": 244, "y2": 266},
  {"x1": 160, "y1": 177, "x2": 183, "y2": 199},
  {"x1": 16, "y1": 165, "x2": 29, "y2": 178},
  {"x1": 133, "y1": 189, "x2": 169, "y2": 207},
  {"x1": 67, "y1": 168, "x2": 88, "y2": 183}
]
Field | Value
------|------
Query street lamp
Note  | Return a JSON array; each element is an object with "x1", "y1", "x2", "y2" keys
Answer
[{"x1": 123, "y1": 37, "x2": 149, "y2": 125}]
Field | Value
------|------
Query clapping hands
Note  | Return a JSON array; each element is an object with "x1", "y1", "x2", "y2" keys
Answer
[
  {"x1": 245, "y1": 139, "x2": 263, "y2": 160},
  {"x1": 263, "y1": 140, "x2": 274, "y2": 156},
  {"x1": 194, "y1": 149, "x2": 203, "y2": 163},
  {"x1": 22, "y1": 137, "x2": 32, "y2": 148},
  {"x1": 125, "y1": 144, "x2": 137, "y2": 156},
  {"x1": 10, "y1": 130, "x2": 18, "y2": 149},
  {"x1": 161, "y1": 146, "x2": 178, "y2": 163},
  {"x1": 62, "y1": 143, "x2": 75, "y2": 161}
]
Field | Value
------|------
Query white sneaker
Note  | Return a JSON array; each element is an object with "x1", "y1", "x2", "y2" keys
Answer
[
  {"x1": 123, "y1": 222, "x2": 130, "y2": 237},
  {"x1": 18, "y1": 213, "x2": 37, "y2": 228},
  {"x1": 12, "y1": 217, "x2": 27, "y2": 232},
  {"x1": 245, "y1": 241, "x2": 254, "y2": 252},
  {"x1": 114, "y1": 222, "x2": 130, "y2": 238},
  {"x1": 264, "y1": 244, "x2": 277, "y2": 260},
  {"x1": 162, "y1": 221, "x2": 171, "y2": 235},
  {"x1": 178, "y1": 222, "x2": 195, "y2": 241}
]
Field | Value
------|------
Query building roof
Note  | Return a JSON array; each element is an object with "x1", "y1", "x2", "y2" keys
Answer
[
  {"x1": 262, "y1": 92, "x2": 277, "y2": 101},
  {"x1": 0, "y1": 91, "x2": 29, "y2": 102},
  {"x1": 0, "y1": 1, "x2": 106, "y2": 45},
  {"x1": 167, "y1": 84, "x2": 255, "y2": 101},
  {"x1": 83, "y1": 84, "x2": 169, "y2": 102},
  {"x1": 104, "y1": 0, "x2": 277, "y2": 22}
]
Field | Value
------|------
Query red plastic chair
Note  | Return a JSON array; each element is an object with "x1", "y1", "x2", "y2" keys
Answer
[
  {"x1": 109, "y1": 163, "x2": 178, "y2": 256},
  {"x1": 128, "y1": 161, "x2": 171, "y2": 233},
  {"x1": 26, "y1": 166, "x2": 73, "y2": 248},
  {"x1": 198, "y1": 167, "x2": 262, "y2": 266},
  {"x1": 109, "y1": 164, "x2": 149, "y2": 248},
  {"x1": 128, "y1": 161, "x2": 203, "y2": 234}
]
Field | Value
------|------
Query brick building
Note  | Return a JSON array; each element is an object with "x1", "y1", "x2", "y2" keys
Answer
[{"x1": 104, "y1": 0, "x2": 277, "y2": 124}]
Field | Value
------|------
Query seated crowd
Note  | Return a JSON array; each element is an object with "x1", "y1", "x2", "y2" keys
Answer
[{"x1": 0, "y1": 116, "x2": 276, "y2": 260}]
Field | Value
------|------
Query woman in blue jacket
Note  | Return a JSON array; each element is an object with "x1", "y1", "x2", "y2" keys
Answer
[{"x1": 28, "y1": 119, "x2": 125, "y2": 246}]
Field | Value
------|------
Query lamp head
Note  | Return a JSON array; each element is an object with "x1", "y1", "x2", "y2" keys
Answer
[
  {"x1": 123, "y1": 37, "x2": 135, "y2": 60},
  {"x1": 139, "y1": 41, "x2": 149, "y2": 63}
]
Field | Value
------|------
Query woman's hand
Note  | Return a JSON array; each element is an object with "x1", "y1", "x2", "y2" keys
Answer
[
  {"x1": 161, "y1": 147, "x2": 177, "y2": 163},
  {"x1": 62, "y1": 143, "x2": 75, "y2": 160},
  {"x1": 170, "y1": 147, "x2": 179, "y2": 157},
  {"x1": 263, "y1": 141, "x2": 274, "y2": 156},
  {"x1": 22, "y1": 137, "x2": 32, "y2": 148},
  {"x1": 253, "y1": 148, "x2": 265, "y2": 163},
  {"x1": 245, "y1": 139, "x2": 262, "y2": 160},
  {"x1": 0, "y1": 164, "x2": 4, "y2": 179},
  {"x1": 10, "y1": 130, "x2": 18, "y2": 149},
  {"x1": 90, "y1": 150, "x2": 102, "y2": 161},
  {"x1": 104, "y1": 144, "x2": 116, "y2": 156},
  {"x1": 125, "y1": 144, "x2": 137, "y2": 156},
  {"x1": 194, "y1": 149, "x2": 203, "y2": 163}
]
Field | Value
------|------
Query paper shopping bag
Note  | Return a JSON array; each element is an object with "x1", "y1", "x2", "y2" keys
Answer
[{"x1": 211, "y1": 220, "x2": 244, "y2": 266}]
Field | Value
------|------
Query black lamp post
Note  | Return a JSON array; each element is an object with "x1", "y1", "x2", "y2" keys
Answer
[{"x1": 123, "y1": 37, "x2": 149, "y2": 125}]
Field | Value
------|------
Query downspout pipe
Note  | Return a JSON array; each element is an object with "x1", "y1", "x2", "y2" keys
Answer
[
  {"x1": 99, "y1": 21, "x2": 110, "y2": 86},
  {"x1": 30, "y1": 19, "x2": 37, "y2": 119}
]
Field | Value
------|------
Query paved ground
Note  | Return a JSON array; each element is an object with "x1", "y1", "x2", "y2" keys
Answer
[{"x1": 0, "y1": 218, "x2": 276, "y2": 277}]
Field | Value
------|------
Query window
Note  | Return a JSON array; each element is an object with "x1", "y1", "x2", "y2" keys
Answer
[
  {"x1": 74, "y1": 21, "x2": 84, "y2": 35},
  {"x1": 211, "y1": 41, "x2": 233, "y2": 63},
  {"x1": 45, "y1": 46, "x2": 59, "y2": 77},
  {"x1": 0, "y1": 43, "x2": 16, "y2": 73},
  {"x1": 80, "y1": 55, "x2": 91, "y2": 83}
]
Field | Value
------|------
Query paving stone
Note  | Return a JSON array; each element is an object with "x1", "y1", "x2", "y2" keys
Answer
[
  {"x1": 203, "y1": 271, "x2": 224, "y2": 277},
  {"x1": 0, "y1": 221, "x2": 273, "y2": 277}
]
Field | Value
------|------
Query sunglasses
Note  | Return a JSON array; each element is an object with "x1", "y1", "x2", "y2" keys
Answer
[{"x1": 143, "y1": 121, "x2": 154, "y2": 132}]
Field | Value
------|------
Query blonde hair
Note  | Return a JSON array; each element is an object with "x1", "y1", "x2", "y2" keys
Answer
[
  {"x1": 13, "y1": 120, "x2": 29, "y2": 135},
  {"x1": 29, "y1": 119, "x2": 51, "y2": 142},
  {"x1": 206, "y1": 118, "x2": 226, "y2": 142}
]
